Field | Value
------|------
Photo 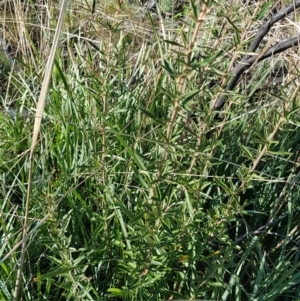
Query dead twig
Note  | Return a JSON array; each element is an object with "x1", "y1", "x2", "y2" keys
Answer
[{"x1": 213, "y1": 0, "x2": 300, "y2": 111}]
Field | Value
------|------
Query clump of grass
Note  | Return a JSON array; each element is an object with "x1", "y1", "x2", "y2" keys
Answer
[{"x1": 1, "y1": 0, "x2": 300, "y2": 300}]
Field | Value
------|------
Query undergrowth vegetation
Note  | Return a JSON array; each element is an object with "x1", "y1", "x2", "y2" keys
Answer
[{"x1": 1, "y1": 0, "x2": 300, "y2": 300}]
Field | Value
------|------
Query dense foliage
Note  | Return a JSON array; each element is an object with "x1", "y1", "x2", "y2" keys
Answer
[{"x1": 1, "y1": 0, "x2": 300, "y2": 300}]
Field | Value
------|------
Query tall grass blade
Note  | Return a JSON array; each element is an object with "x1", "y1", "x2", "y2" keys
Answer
[{"x1": 13, "y1": 1, "x2": 69, "y2": 300}]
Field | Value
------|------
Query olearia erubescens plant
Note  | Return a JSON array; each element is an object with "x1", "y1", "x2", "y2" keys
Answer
[{"x1": 0, "y1": 0, "x2": 300, "y2": 300}]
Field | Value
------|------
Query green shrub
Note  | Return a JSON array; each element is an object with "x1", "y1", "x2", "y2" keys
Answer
[{"x1": 1, "y1": 0, "x2": 300, "y2": 300}]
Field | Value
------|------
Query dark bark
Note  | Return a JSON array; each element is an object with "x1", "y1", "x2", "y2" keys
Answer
[{"x1": 213, "y1": 1, "x2": 300, "y2": 111}]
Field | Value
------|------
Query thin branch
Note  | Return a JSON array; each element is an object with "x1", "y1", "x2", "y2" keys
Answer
[
  {"x1": 235, "y1": 213, "x2": 287, "y2": 244},
  {"x1": 260, "y1": 35, "x2": 300, "y2": 59},
  {"x1": 151, "y1": 2, "x2": 209, "y2": 199}
]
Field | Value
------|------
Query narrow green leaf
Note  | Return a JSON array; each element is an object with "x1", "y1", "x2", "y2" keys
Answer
[
  {"x1": 36, "y1": 266, "x2": 76, "y2": 281},
  {"x1": 239, "y1": 143, "x2": 254, "y2": 160}
]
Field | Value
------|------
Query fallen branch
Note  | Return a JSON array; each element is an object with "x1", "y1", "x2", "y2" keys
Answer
[{"x1": 213, "y1": 0, "x2": 300, "y2": 111}]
